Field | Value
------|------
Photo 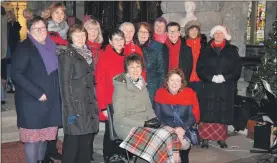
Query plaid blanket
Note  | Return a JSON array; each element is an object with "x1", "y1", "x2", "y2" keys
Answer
[{"x1": 120, "y1": 126, "x2": 181, "y2": 163}]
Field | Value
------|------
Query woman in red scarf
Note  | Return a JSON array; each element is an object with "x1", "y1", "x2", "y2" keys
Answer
[
  {"x1": 153, "y1": 17, "x2": 168, "y2": 44},
  {"x1": 196, "y1": 25, "x2": 241, "y2": 149},
  {"x1": 183, "y1": 20, "x2": 206, "y2": 93},
  {"x1": 83, "y1": 18, "x2": 103, "y2": 161},
  {"x1": 154, "y1": 68, "x2": 200, "y2": 163},
  {"x1": 84, "y1": 19, "x2": 103, "y2": 66}
]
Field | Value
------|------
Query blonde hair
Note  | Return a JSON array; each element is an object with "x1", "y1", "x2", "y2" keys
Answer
[
  {"x1": 83, "y1": 19, "x2": 103, "y2": 44},
  {"x1": 41, "y1": 2, "x2": 67, "y2": 21}
]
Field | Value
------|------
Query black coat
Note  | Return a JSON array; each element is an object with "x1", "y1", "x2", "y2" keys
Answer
[
  {"x1": 196, "y1": 40, "x2": 241, "y2": 124},
  {"x1": 141, "y1": 40, "x2": 166, "y2": 101},
  {"x1": 7, "y1": 21, "x2": 21, "y2": 54},
  {"x1": 11, "y1": 37, "x2": 62, "y2": 129},
  {"x1": 162, "y1": 38, "x2": 193, "y2": 82},
  {"x1": 58, "y1": 45, "x2": 99, "y2": 135}
]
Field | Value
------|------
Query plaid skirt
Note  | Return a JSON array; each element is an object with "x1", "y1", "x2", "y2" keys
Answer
[
  {"x1": 198, "y1": 123, "x2": 228, "y2": 141},
  {"x1": 120, "y1": 126, "x2": 181, "y2": 163}
]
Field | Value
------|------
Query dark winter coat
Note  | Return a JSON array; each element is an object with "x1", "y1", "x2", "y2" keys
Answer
[
  {"x1": 162, "y1": 39, "x2": 193, "y2": 83},
  {"x1": 11, "y1": 37, "x2": 62, "y2": 129},
  {"x1": 58, "y1": 45, "x2": 99, "y2": 135},
  {"x1": 196, "y1": 40, "x2": 241, "y2": 124},
  {"x1": 140, "y1": 40, "x2": 166, "y2": 101},
  {"x1": 7, "y1": 21, "x2": 21, "y2": 55}
]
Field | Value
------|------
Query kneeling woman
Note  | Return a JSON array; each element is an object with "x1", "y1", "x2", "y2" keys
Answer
[
  {"x1": 113, "y1": 54, "x2": 182, "y2": 163},
  {"x1": 154, "y1": 68, "x2": 200, "y2": 163}
]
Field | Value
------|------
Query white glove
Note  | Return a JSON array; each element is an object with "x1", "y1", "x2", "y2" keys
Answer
[
  {"x1": 217, "y1": 74, "x2": 225, "y2": 83},
  {"x1": 212, "y1": 75, "x2": 219, "y2": 83}
]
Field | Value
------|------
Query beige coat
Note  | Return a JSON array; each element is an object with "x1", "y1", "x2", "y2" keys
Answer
[
  {"x1": 1, "y1": 15, "x2": 8, "y2": 59},
  {"x1": 112, "y1": 73, "x2": 156, "y2": 140}
]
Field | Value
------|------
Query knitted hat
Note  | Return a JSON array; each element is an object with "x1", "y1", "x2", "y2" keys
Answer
[
  {"x1": 210, "y1": 25, "x2": 231, "y2": 41},
  {"x1": 185, "y1": 20, "x2": 201, "y2": 32},
  {"x1": 154, "y1": 17, "x2": 167, "y2": 26}
]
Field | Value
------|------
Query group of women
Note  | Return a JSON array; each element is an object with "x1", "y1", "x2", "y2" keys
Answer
[{"x1": 11, "y1": 2, "x2": 241, "y2": 163}]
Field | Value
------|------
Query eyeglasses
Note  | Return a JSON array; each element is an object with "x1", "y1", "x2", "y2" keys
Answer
[
  {"x1": 31, "y1": 27, "x2": 47, "y2": 33},
  {"x1": 138, "y1": 31, "x2": 149, "y2": 35}
]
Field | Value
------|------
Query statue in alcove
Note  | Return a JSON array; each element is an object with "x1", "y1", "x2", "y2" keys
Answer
[{"x1": 179, "y1": 2, "x2": 198, "y2": 37}]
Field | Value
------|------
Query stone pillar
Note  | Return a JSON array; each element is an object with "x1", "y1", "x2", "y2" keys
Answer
[
  {"x1": 75, "y1": 1, "x2": 84, "y2": 21},
  {"x1": 265, "y1": 1, "x2": 277, "y2": 40}
]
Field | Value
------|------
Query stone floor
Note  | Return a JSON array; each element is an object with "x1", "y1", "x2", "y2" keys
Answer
[{"x1": 1, "y1": 91, "x2": 277, "y2": 163}]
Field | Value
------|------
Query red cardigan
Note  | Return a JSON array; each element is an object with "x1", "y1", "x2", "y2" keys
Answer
[
  {"x1": 95, "y1": 44, "x2": 125, "y2": 121},
  {"x1": 154, "y1": 87, "x2": 200, "y2": 123}
]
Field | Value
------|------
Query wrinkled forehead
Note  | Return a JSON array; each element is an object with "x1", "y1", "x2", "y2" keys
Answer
[{"x1": 122, "y1": 24, "x2": 135, "y2": 32}]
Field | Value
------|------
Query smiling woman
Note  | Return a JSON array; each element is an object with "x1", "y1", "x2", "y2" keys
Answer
[
  {"x1": 58, "y1": 24, "x2": 99, "y2": 163},
  {"x1": 11, "y1": 16, "x2": 62, "y2": 163}
]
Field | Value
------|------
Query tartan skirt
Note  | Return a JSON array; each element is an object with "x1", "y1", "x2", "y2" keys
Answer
[
  {"x1": 198, "y1": 123, "x2": 228, "y2": 141},
  {"x1": 120, "y1": 126, "x2": 181, "y2": 163}
]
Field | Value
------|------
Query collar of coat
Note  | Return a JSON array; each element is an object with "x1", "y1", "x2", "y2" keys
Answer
[{"x1": 113, "y1": 73, "x2": 147, "y2": 92}]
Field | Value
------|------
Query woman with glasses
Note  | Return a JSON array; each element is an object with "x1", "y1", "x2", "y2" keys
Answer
[
  {"x1": 11, "y1": 16, "x2": 62, "y2": 163},
  {"x1": 135, "y1": 22, "x2": 166, "y2": 102}
]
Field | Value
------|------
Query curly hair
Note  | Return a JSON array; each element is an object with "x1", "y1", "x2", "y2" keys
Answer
[{"x1": 163, "y1": 68, "x2": 187, "y2": 93}]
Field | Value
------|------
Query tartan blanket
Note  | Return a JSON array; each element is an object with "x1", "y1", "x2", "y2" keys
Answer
[{"x1": 120, "y1": 126, "x2": 181, "y2": 163}]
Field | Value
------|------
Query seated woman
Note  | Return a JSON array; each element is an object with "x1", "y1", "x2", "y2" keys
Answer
[
  {"x1": 113, "y1": 54, "x2": 182, "y2": 163},
  {"x1": 154, "y1": 68, "x2": 200, "y2": 163}
]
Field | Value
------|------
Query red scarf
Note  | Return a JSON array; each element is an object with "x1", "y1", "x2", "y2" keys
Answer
[
  {"x1": 186, "y1": 37, "x2": 201, "y2": 82},
  {"x1": 153, "y1": 32, "x2": 168, "y2": 44},
  {"x1": 87, "y1": 41, "x2": 102, "y2": 66},
  {"x1": 154, "y1": 87, "x2": 200, "y2": 123},
  {"x1": 165, "y1": 38, "x2": 181, "y2": 71},
  {"x1": 211, "y1": 39, "x2": 226, "y2": 50}
]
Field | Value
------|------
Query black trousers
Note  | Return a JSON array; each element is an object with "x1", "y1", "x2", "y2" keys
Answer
[
  {"x1": 62, "y1": 134, "x2": 93, "y2": 163},
  {"x1": 103, "y1": 121, "x2": 126, "y2": 159},
  {"x1": 45, "y1": 139, "x2": 58, "y2": 156},
  {"x1": 180, "y1": 148, "x2": 190, "y2": 163}
]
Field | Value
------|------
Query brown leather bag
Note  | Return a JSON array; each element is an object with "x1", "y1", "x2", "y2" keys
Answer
[{"x1": 247, "y1": 120, "x2": 257, "y2": 139}]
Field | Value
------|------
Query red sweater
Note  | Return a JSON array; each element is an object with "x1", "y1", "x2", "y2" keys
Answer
[
  {"x1": 95, "y1": 44, "x2": 125, "y2": 121},
  {"x1": 165, "y1": 38, "x2": 181, "y2": 71},
  {"x1": 186, "y1": 38, "x2": 201, "y2": 82}
]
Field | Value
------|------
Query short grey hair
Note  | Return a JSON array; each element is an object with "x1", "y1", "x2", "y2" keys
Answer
[{"x1": 119, "y1": 22, "x2": 135, "y2": 31}]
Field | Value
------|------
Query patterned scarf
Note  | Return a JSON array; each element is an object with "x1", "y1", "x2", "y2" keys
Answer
[
  {"x1": 47, "y1": 19, "x2": 69, "y2": 40},
  {"x1": 126, "y1": 73, "x2": 144, "y2": 90},
  {"x1": 72, "y1": 44, "x2": 93, "y2": 65}
]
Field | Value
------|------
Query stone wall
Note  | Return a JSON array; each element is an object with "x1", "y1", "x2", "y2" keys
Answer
[{"x1": 161, "y1": 1, "x2": 249, "y2": 57}]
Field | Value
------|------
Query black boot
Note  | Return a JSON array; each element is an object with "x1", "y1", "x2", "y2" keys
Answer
[
  {"x1": 179, "y1": 149, "x2": 190, "y2": 163},
  {"x1": 217, "y1": 140, "x2": 228, "y2": 148},
  {"x1": 201, "y1": 139, "x2": 209, "y2": 148}
]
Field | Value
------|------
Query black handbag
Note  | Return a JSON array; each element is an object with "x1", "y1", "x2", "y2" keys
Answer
[
  {"x1": 253, "y1": 124, "x2": 271, "y2": 150},
  {"x1": 144, "y1": 117, "x2": 161, "y2": 129}
]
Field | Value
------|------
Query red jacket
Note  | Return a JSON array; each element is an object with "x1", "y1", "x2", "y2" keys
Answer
[
  {"x1": 48, "y1": 31, "x2": 68, "y2": 46},
  {"x1": 87, "y1": 41, "x2": 102, "y2": 66},
  {"x1": 95, "y1": 45, "x2": 125, "y2": 121}
]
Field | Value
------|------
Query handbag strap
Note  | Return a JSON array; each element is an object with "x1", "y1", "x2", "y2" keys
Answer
[{"x1": 170, "y1": 105, "x2": 188, "y2": 130}]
